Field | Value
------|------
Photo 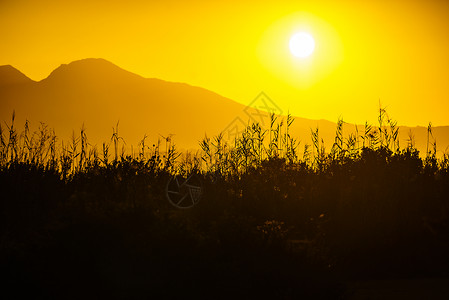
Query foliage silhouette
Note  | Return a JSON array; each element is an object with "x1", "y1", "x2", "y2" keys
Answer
[{"x1": 1, "y1": 110, "x2": 449, "y2": 298}]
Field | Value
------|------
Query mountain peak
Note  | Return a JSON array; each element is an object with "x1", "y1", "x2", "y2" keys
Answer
[
  {"x1": 43, "y1": 58, "x2": 143, "y2": 83},
  {"x1": 0, "y1": 65, "x2": 34, "y2": 86},
  {"x1": 57, "y1": 58, "x2": 119, "y2": 70}
]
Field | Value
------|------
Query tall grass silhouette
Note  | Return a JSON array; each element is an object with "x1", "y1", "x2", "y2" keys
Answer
[{"x1": 1, "y1": 109, "x2": 449, "y2": 298}]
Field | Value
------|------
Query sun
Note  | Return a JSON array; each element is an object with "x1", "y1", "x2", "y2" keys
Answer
[{"x1": 289, "y1": 32, "x2": 315, "y2": 58}]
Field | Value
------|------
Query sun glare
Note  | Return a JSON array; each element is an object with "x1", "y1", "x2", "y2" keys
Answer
[
  {"x1": 289, "y1": 32, "x2": 315, "y2": 58},
  {"x1": 258, "y1": 12, "x2": 343, "y2": 90}
]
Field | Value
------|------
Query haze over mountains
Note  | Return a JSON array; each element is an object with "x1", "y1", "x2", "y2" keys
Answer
[
  {"x1": 1, "y1": 58, "x2": 448, "y2": 155},
  {"x1": 1, "y1": 58, "x2": 248, "y2": 150}
]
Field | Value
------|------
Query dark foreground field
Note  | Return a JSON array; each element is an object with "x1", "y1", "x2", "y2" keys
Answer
[{"x1": 1, "y1": 116, "x2": 449, "y2": 299}]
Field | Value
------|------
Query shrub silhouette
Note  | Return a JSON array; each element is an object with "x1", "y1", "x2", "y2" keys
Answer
[{"x1": 1, "y1": 111, "x2": 449, "y2": 297}]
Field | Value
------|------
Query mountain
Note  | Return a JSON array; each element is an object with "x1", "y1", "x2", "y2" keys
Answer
[
  {"x1": 0, "y1": 65, "x2": 34, "y2": 87},
  {"x1": 0, "y1": 58, "x2": 254, "y2": 150},
  {"x1": 1, "y1": 58, "x2": 448, "y2": 155}
]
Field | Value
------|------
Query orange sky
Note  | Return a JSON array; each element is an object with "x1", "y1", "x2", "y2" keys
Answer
[{"x1": 1, "y1": 0, "x2": 449, "y2": 126}]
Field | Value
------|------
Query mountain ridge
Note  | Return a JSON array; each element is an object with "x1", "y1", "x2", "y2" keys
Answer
[
  {"x1": 1, "y1": 58, "x2": 448, "y2": 154},
  {"x1": 0, "y1": 65, "x2": 35, "y2": 86},
  {"x1": 41, "y1": 58, "x2": 144, "y2": 84},
  {"x1": 0, "y1": 58, "x2": 255, "y2": 149}
]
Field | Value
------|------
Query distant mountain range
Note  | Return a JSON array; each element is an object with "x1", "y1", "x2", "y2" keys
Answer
[{"x1": 1, "y1": 58, "x2": 448, "y2": 155}]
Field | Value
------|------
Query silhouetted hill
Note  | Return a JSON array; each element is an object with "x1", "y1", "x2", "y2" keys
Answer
[
  {"x1": 0, "y1": 65, "x2": 34, "y2": 87},
  {"x1": 0, "y1": 59, "x2": 253, "y2": 149},
  {"x1": 42, "y1": 58, "x2": 144, "y2": 85},
  {"x1": 1, "y1": 58, "x2": 448, "y2": 154}
]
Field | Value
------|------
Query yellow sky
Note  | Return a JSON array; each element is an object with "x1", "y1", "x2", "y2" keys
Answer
[{"x1": 1, "y1": 0, "x2": 449, "y2": 126}]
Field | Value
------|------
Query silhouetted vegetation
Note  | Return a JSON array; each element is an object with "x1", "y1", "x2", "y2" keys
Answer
[{"x1": 1, "y1": 110, "x2": 449, "y2": 298}]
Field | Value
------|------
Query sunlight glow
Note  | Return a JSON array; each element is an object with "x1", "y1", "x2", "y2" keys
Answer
[
  {"x1": 289, "y1": 32, "x2": 315, "y2": 58},
  {"x1": 257, "y1": 12, "x2": 344, "y2": 91}
]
